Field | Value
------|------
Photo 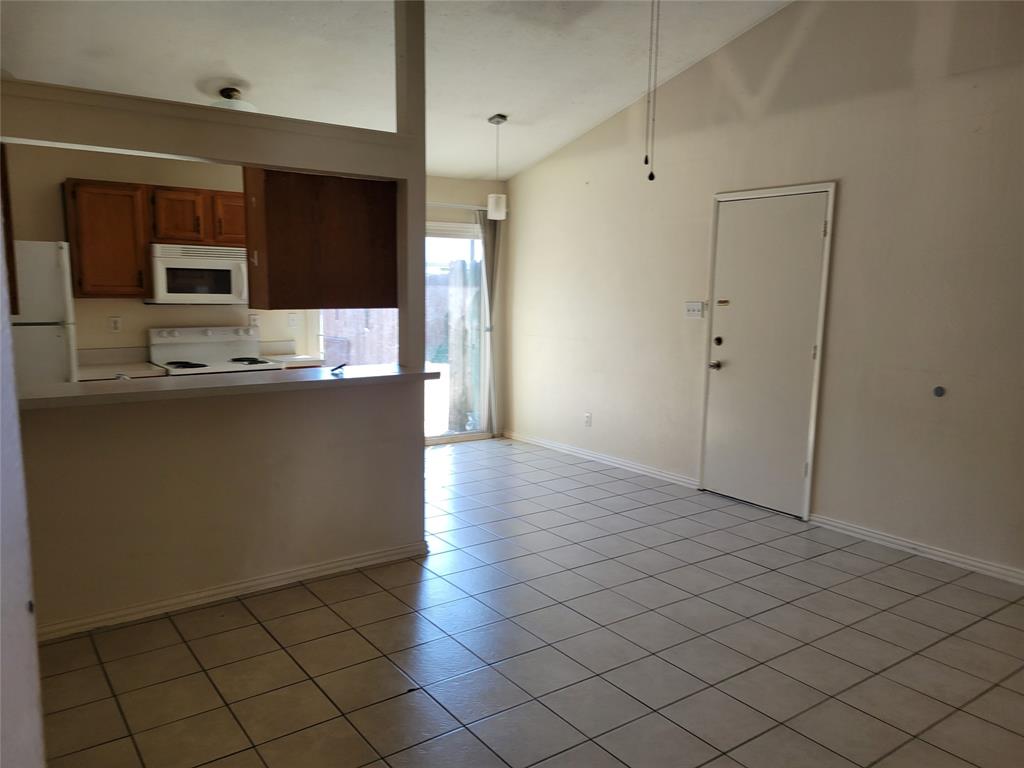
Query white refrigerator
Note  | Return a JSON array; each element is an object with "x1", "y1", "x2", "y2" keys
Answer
[{"x1": 10, "y1": 241, "x2": 78, "y2": 394}]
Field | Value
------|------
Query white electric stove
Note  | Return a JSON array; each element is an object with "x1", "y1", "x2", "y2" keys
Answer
[{"x1": 148, "y1": 326, "x2": 285, "y2": 376}]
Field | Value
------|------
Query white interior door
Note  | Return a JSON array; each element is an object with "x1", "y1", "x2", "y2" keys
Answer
[{"x1": 701, "y1": 186, "x2": 833, "y2": 519}]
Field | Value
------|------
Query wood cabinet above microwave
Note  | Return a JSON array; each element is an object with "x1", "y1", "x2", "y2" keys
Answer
[
  {"x1": 63, "y1": 180, "x2": 246, "y2": 298},
  {"x1": 244, "y1": 167, "x2": 397, "y2": 310},
  {"x1": 152, "y1": 188, "x2": 246, "y2": 246}
]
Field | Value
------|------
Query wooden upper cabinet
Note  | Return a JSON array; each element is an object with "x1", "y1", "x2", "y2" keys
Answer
[
  {"x1": 153, "y1": 188, "x2": 207, "y2": 242},
  {"x1": 64, "y1": 180, "x2": 149, "y2": 297},
  {"x1": 212, "y1": 192, "x2": 246, "y2": 245},
  {"x1": 244, "y1": 167, "x2": 397, "y2": 310}
]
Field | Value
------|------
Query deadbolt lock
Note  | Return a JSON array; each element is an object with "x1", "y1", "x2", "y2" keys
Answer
[{"x1": 708, "y1": 360, "x2": 722, "y2": 370}]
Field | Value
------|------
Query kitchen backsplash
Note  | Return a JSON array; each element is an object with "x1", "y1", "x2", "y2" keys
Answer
[{"x1": 74, "y1": 299, "x2": 309, "y2": 351}]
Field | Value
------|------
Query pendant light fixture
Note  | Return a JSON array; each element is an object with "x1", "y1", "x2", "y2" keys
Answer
[
  {"x1": 212, "y1": 86, "x2": 257, "y2": 112},
  {"x1": 487, "y1": 113, "x2": 508, "y2": 220},
  {"x1": 642, "y1": 0, "x2": 662, "y2": 181}
]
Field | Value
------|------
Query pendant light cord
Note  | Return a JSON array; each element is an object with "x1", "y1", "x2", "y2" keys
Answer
[
  {"x1": 644, "y1": 0, "x2": 662, "y2": 181},
  {"x1": 495, "y1": 121, "x2": 500, "y2": 181},
  {"x1": 647, "y1": 0, "x2": 663, "y2": 182},
  {"x1": 643, "y1": 0, "x2": 656, "y2": 166}
]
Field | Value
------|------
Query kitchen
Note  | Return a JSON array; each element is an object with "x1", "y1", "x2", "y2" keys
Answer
[
  {"x1": 2, "y1": 66, "x2": 434, "y2": 640},
  {"x1": 6, "y1": 143, "x2": 389, "y2": 393}
]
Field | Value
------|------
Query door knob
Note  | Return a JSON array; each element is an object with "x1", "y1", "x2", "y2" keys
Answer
[{"x1": 708, "y1": 360, "x2": 722, "y2": 370}]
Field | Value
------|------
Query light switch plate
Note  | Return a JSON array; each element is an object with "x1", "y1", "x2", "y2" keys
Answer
[{"x1": 685, "y1": 301, "x2": 705, "y2": 319}]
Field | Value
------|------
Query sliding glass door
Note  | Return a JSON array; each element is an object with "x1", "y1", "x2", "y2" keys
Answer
[
  {"x1": 424, "y1": 226, "x2": 486, "y2": 438},
  {"x1": 315, "y1": 223, "x2": 487, "y2": 440}
]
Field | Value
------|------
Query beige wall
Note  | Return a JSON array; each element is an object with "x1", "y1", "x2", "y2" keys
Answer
[
  {"x1": 4, "y1": 143, "x2": 308, "y2": 350},
  {"x1": 427, "y1": 175, "x2": 506, "y2": 224},
  {"x1": 504, "y1": 2, "x2": 1024, "y2": 572},
  {"x1": 21, "y1": 381, "x2": 426, "y2": 635}
]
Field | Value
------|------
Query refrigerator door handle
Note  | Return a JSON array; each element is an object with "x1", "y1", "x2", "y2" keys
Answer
[{"x1": 65, "y1": 323, "x2": 79, "y2": 383}]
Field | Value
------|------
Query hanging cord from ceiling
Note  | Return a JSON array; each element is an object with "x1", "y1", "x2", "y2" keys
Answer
[
  {"x1": 643, "y1": 0, "x2": 662, "y2": 181},
  {"x1": 489, "y1": 113, "x2": 507, "y2": 181}
]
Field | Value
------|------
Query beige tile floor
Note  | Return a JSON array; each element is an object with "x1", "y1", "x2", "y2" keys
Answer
[{"x1": 39, "y1": 439, "x2": 1024, "y2": 767}]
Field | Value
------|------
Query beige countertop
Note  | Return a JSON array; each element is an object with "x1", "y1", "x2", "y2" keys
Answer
[
  {"x1": 77, "y1": 362, "x2": 168, "y2": 381},
  {"x1": 19, "y1": 365, "x2": 440, "y2": 410}
]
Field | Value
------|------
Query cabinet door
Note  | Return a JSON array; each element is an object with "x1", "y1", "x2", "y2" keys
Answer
[
  {"x1": 211, "y1": 192, "x2": 246, "y2": 245},
  {"x1": 64, "y1": 180, "x2": 149, "y2": 297},
  {"x1": 153, "y1": 188, "x2": 207, "y2": 242},
  {"x1": 244, "y1": 167, "x2": 397, "y2": 310}
]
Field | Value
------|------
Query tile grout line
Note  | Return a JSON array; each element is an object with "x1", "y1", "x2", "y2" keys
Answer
[{"x1": 41, "y1": 440, "x2": 1023, "y2": 768}]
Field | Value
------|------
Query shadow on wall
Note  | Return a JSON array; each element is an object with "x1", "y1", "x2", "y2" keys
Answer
[
  {"x1": 673, "y1": 2, "x2": 919, "y2": 134},
  {"x1": 484, "y1": 0, "x2": 602, "y2": 32},
  {"x1": 947, "y1": 1, "x2": 1024, "y2": 75},
  {"x1": 592, "y1": 1, "x2": 1024, "y2": 148}
]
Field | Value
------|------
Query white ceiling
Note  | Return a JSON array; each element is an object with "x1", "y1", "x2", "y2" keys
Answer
[{"x1": 1, "y1": 1, "x2": 785, "y2": 179}]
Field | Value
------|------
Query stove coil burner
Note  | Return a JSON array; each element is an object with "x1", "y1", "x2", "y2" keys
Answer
[
  {"x1": 231, "y1": 357, "x2": 270, "y2": 365},
  {"x1": 165, "y1": 361, "x2": 208, "y2": 369}
]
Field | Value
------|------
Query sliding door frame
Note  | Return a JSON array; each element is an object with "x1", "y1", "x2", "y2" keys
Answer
[{"x1": 424, "y1": 220, "x2": 491, "y2": 443}]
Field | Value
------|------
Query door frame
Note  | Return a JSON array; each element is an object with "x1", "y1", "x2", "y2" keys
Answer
[{"x1": 697, "y1": 181, "x2": 837, "y2": 521}]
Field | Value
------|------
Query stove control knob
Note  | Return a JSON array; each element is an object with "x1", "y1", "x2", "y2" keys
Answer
[
  {"x1": 234, "y1": 328, "x2": 244, "y2": 336},
  {"x1": 245, "y1": 328, "x2": 254, "y2": 336},
  {"x1": 203, "y1": 329, "x2": 214, "y2": 336},
  {"x1": 169, "y1": 330, "x2": 180, "y2": 338},
  {"x1": 157, "y1": 330, "x2": 168, "y2": 338}
]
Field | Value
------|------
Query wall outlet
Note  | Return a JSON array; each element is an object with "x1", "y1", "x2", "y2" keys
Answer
[
  {"x1": 248, "y1": 314, "x2": 260, "y2": 328},
  {"x1": 685, "y1": 300, "x2": 705, "y2": 319},
  {"x1": 287, "y1": 312, "x2": 298, "y2": 328},
  {"x1": 584, "y1": 411, "x2": 593, "y2": 428},
  {"x1": 107, "y1": 316, "x2": 122, "y2": 333}
]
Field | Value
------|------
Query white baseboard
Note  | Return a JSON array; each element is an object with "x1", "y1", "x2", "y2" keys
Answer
[
  {"x1": 503, "y1": 432, "x2": 699, "y2": 488},
  {"x1": 37, "y1": 541, "x2": 428, "y2": 642},
  {"x1": 503, "y1": 433, "x2": 1023, "y2": 587},
  {"x1": 810, "y1": 515, "x2": 1024, "y2": 586}
]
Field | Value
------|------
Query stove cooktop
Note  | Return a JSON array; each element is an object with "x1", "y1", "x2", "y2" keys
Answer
[{"x1": 149, "y1": 326, "x2": 286, "y2": 376}]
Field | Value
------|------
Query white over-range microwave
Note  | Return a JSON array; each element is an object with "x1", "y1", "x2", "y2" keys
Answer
[{"x1": 147, "y1": 244, "x2": 249, "y2": 305}]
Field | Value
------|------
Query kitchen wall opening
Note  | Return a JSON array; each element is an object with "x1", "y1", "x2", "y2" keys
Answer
[
  {"x1": 6, "y1": 140, "x2": 489, "y2": 442},
  {"x1": 316, "y1": 223, "x2": 486, "y2": 439}
]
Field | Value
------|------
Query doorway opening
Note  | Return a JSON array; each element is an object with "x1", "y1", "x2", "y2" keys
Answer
[{"x1": 424, "y1": 226, "x2": 486, "y2": 439}]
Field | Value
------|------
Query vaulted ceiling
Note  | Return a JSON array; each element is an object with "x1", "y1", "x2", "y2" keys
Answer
[{"x1": 1, "y1": 1, "x2": 786, "y2": 178}]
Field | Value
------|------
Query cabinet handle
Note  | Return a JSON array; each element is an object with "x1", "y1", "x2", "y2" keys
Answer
[{"x1": 194, "y1": 215, "x2": 201, "y2": 233}]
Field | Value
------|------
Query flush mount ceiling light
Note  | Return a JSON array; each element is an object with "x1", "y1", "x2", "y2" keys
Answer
[
  {"x1": 212, "y1": 86, "x2": 257, "y2": 112},
  {"x1": 487, "y1": 113, "x2": 508, "y2": 221}
]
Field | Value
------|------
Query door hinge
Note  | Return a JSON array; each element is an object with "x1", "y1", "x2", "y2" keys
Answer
[
  {"x1": 804, "y1": 461, "x2": 809, "y2": 477},
  {"x1": 812, "y1": 345, "x2": 818, "y2": 360},
  {"x1": 823, "y1": 220, "x2": 829, "y2": 237}
]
